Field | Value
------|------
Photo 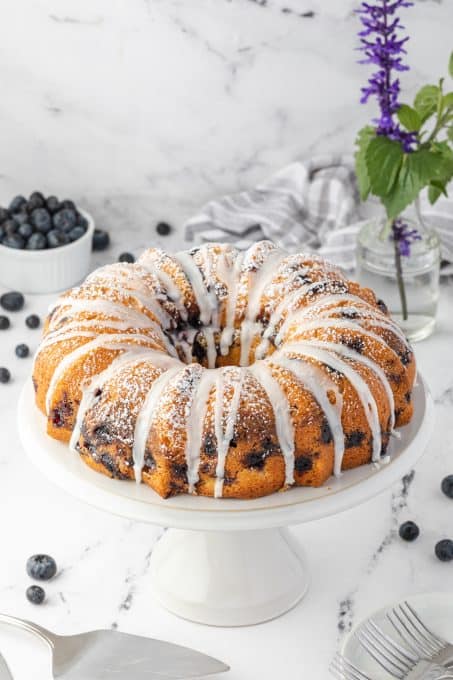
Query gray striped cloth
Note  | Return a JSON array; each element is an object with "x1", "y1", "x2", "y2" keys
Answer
[{"x1": 184, "y1": 154, "x2": 453, "y2": 274}]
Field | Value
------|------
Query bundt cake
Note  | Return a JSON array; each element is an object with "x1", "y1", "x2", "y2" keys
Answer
[{"x1": 32, "y1": 240, "x2": 416, "y2": 499}]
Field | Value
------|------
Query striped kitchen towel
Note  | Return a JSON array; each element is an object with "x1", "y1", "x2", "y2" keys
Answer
[{"x1": 184, "y1": 154, "x2": 453, "y2": 274}]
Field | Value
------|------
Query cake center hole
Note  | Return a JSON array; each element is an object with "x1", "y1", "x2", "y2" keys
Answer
[{"x1": 172, "y1": 324, "x2": 263, "y2": 369}]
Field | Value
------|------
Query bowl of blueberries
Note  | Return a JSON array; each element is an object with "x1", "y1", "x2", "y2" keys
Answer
[{"x1": 0, "y1": 191, "x2": 95, "y2": 293}]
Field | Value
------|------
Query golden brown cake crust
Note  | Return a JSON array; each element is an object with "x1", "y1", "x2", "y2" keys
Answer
[{"x1": 33, "y1": 241, "x2": 416, "y2": 500}]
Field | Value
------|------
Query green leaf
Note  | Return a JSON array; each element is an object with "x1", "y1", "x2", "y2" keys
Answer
[
  {"x1": 443, "y1": 92, "x2": 453, "y2": 109},
  {"x1": 449, "y1": 51, "x2": 453, "y2": 78},
  {"x1": 365, "y1": 136, "x2": 404, "y2": 198},
  {"x1": 448, "y1": 126, "x2": 453, "y2": 142},
  {"x1": 381, "y1": 148, "x2": 453, "y2": 219},
  {"x1": 397, "y1": 104, "x2": 422, "y2": 132},
  {"x1": 428, "y1": 180, "x2": 448, "y2": 205},
  {"x1": 414, "y1": 85, "x2": 439, "y2": 122},
  {"x1": 354, "y1": 126, "x2": 375, "y2": 201}
]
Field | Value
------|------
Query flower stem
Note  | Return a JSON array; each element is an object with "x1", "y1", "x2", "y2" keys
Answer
[{"x1": 393, "y1": 235, "x2": 408, "y2": 321}]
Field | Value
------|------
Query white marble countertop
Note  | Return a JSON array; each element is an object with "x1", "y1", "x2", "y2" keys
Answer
[
  {"x1": 0, "y1": 238, "x2": 452, "y2": 679},
  {"x1": 0, "y1": 0, "x2": 453, "y2": 677}
]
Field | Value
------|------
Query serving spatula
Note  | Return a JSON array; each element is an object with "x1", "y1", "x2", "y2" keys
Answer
[{"x1": 0, "y1": 614, "x2": 228, "y2": 679}]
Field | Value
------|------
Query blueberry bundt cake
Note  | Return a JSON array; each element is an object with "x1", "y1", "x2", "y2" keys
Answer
[{"x1": 32, "y1": 240, "x2": 416, "y2": 499}]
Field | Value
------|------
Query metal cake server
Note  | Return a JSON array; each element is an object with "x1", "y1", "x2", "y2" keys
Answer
[
  {"x1": 0, "y1": 653, "x2": 13, "y2": 680},
  {"x1": 0, "y1": 613, "x2": 229, "y2": 679}
]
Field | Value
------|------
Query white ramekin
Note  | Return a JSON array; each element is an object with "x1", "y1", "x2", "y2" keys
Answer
[{"x1": 0, "y1": 210, "x2": 94, "y2": 294}]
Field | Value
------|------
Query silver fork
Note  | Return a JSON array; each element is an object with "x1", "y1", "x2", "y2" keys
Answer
[
  {"x1": 330, "y1": 652, "x2": 373, "y2": 680},
  {"x1": 355, "y1": 619, "x2": 453, "y2": 679},
  {"x1": 330, "y1": 651, "x2": 453, "y2": 680},
  {"x1": 387, "y1": 601, "x2": 453, "y2": 668}
]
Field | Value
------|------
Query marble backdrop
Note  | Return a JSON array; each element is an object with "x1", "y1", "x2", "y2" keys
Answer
[
  {"x1": 0, "y1": 0, "x2": 451, "y2": 238},
  {"x1": 0, "y1": 4, "x2": 453, "y2": 678}
]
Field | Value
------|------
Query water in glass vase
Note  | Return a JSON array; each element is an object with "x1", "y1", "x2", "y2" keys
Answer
[{"x1": 356, "y1": 218, "x2": 440, "y2": 342}]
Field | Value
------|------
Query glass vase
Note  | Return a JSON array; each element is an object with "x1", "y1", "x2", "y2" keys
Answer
[{"x1": 355, "y1": 215, "x2": 440, "y2": 342}]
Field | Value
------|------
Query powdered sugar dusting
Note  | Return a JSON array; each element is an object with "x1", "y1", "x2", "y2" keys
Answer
[{"x1": 35, "y1": 240, "x2": 415, "y2": 498}]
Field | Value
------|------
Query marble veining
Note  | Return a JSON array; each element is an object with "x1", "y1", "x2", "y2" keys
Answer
[
  {"x1": 336, "y1": 470, "x2": 417, "y2": 640},
  {"x1": 0, "y1": 1, "x2": 452, "y2": 677},
  {"x1": 0, "y1": 0, "x2": 451, "y2": 229},
  {"x1": 0, "y1": 274, "x2": 451, "y2": 680}
]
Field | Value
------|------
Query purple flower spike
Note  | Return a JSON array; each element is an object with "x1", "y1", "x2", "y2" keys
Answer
[
  {"x1": 391, "y1": 218, "x2": 421, "y2": 256},
  {"x1": 357, "y1": 0, "x2": 416, "y2": 152}
]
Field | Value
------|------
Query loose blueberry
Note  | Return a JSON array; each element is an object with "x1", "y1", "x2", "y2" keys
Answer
[
  {"x1": 2, "y1": 234, "x2": 25, "y2": 249},
  {"x1": 3, "y1": 219, "x2": 18, "y2": 235},
  {"x1": 0, "y1": 367, "x2": 10, "y2": 384},
  {"x1": 53, "y1": 208, "x2": 77, "y2": 232},
  {"x1": 0, "y1": 316, "x2": 10, "y2": 330},
  {"x1": 46, "y1": 196, "x2": 60, "y2": 214},
  {"x1": 441, "y1": 475, "x2": 453, "y2": 499},
  {"x1": 8, "y1": 195, "x2": 26, "y2": 213},
  {"x1": 26, "y1": 232, "x2": 47, "y2": 250},
  {"x1": 31, "y1": 208, "x2": 52, "y2": 234},
  {"x1": 47, "y1": 229, "x2": 70, "y2": 248},
  {"x1": 26, "y1": 554, "x2": 57, "y2": 581},
  {"x1": 25, "y1": 314, "x2": 40, "y2": 329},
  {"x1": 435, "y1": 539, "x2": 453, "y2": 562},
  {"x1": 92, "y1": 229, "x2": 110, "y2": 251},
  {"x1": 0, "y1": 207, "x2": 9, "y2": 223},
  {"x1": 68, "y1": 225, "x2": 86, "y2": 242},
  {"x1": 76, "y1": 213, "x2": 88, "y2": 228},
  {"x1": 60, "y1": 199, "x2": 76, "y2": 211},
  {"x1": 27, "y1": 191, "x2": 45, "y2": 211},
  {"x1": 156, "y1": 221, "x2": 172, "y2": 236},
  {"x1": 399, "y1": 521, "x2": 419, "y2": 542},
  {"x1": 13, "y1": 211, "x2": 30, "y2": 225},
  {"x1": 26, "y1": 198, "x2": 44, "y2": 214},
  {"x1": 26, "y1": 585, "x2": 45, "y2": 605},
  {"x1": 18, "y1": 223, "x2": 33, "y2": 240},
  {"x1": 0, "y1": 291, "x2": 24, "y2": 312},
  {"x1": 118, "y1": 252, "x2": 135, "y2": 263},
  {"x1": 15, "y1": 343, "x2": 29, "y2": 358}
]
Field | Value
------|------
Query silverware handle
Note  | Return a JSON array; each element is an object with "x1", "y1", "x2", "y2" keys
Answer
[{"x1": 0, "y1": 613, "x2": 55, "y2": 648}]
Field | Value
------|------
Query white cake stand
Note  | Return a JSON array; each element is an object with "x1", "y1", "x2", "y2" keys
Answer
[{"x1": 18, "y1": 376, "x2": 434, "y2": 627}]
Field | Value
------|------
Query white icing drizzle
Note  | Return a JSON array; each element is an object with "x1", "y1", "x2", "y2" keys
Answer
[
  {"x1": 304, "y1": 293, "x2": 409, "y2": 344},
  {"x1": 204, "y1": 326, "x2": 217, "y2": 369},
  {"x1": 272, "y1": 353, "x2": 345, "y2": 476},
  {"x1": 218, "y1": 250, "x2": 244, "y2": 357},
  {"x1": 37, "y1": 240, "x2": 410, "y2": 498},
  {"x1": 282, "y1": 342, "x2": 382, "y2": 462},
  {"x1": 86, "y1": 264, "x2": 172, "y2": 329},
  {"x1": 272, "y1": 291, "x2": 409, "y2": 353},
  {"x1": 175, "y1": 327, "x2": 198, "y2": 365},
  {"x1": 32, "y1": 330, "x2": 97, "y2": 372},
  {"x1": 249, "y1": 361, "x2": 295, "y2": 486},
  {"x1": 132, "y1": 363, "x2": 183, "y2": 482},
  {"x1": 275, "y1": 317, "x2": 405, "y2": 360},
  {"x1": 214, "y1": 369, "x2": 244, "y2": 498},
  {"x1": 49, "y1": 296, "x2": 175, "y2": 355},
  {"x1": 293, "y1": 338, "x2": 395, "y2": 431},
  {"x1": 45, "y1": 333, "x2": 155, "y2": 414},
  {"x1": 239, "y1": 320, "x2": 263, "y2": 367},
  {"x1": 50, "y1": 297, "x2": 157, "y2": 329},
  {"x1": 254, "y1": 266, "x2": 308, "y2": 358},
  {"x1": 200, "y1": 244, "x2": 219, "y2": 327},
  {"x1": 69, "y1": 348, "x2": 156, "y2": 452},
  {"x1": 138, "y1": 258, "x2": 188, "y2": 321},
  {"x1": 239, "y1": 249, "x2": 284, "y2": 366},
  {"x1": 263, "y1": 279, "x2": 332, "y2": 342},
  {"x1": 174, "y1": 250, "x2": 216, "y2": 325},
  {"x1": 184, "y1": 367, "x2": 218, "y2": 493}
]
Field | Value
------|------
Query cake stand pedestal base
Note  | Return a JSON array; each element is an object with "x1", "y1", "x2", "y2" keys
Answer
[
  {"x1": 149, "y1": 527, "x2": 308, "y2": 626},
  {"x1": 19, "y1": 377, "x2": 434, "y2": 628}
]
